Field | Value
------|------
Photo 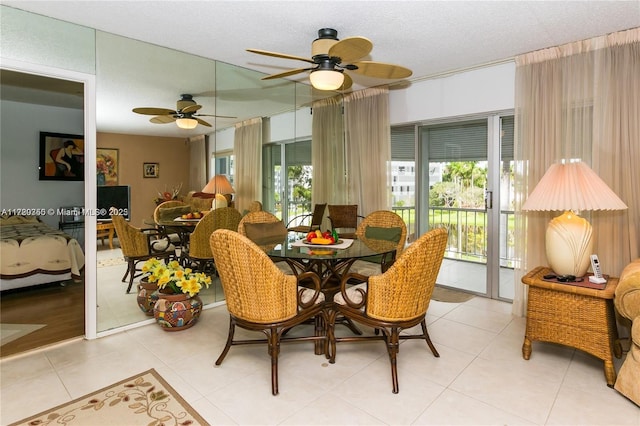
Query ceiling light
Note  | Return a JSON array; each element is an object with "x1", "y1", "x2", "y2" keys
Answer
[
  {"x1": 309, "y1": 69, "x2": 344, "y2": 91},
  {"x1": 176, "y1": 117, "x2": 198, "y2": 129}
]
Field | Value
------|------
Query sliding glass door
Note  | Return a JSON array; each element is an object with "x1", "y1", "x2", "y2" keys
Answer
[
  {"x1": 417, "y1": 114, "x2": 514, "y2": 300},
  {"x1": 262, "y1": 140, "x2": 312, "y2": 224}
]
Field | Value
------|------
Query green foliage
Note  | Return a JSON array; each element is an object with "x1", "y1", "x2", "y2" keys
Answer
[
  {"x1": 442, "y1": 161, "x2": 487, "y2": 189},
  {"x1": 288, "y1": 165, "x2": 312, "y2": 211},
  {"x1": 429, "y1": 182, "x2": 457, "y2": 207},
  {"x1": 433, "y1": 161, "x2": 488, "y2": 209}
]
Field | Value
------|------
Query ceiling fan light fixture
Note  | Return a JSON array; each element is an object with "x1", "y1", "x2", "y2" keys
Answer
[
  {"x1": 309, "y1": 69, "x2": 344, "y2": 90},
  {"x1": 176, "y1": 117, "x2": 198, "y2": 129}
]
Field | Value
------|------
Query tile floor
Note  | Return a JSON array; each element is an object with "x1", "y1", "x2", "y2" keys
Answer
[{"x1": 2, "y1": 295, "x2": 639, "y2": 425}]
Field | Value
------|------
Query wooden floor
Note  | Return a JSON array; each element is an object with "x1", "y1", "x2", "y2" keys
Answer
[{"x1": 1, "y1": 280, "x2": 85, "y2": 358}]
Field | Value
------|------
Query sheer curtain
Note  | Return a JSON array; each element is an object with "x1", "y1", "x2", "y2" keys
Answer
[
  {"x1": 513, "y1": 28, "x2": 639, "y2": 316},
  {"x1": 233, "y1": 117, "x2": 263, "y2": 213},
  {"x1": 188, "y1": 135, "x2": 206, "y2": 191},
  {"x1": 311, "y1": 95, "x2": 345, "y2": 209},
  {"x1": 343, "y1": 87, "x2": 391, "y2": 214}
]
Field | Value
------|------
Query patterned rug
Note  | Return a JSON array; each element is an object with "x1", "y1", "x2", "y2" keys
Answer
[
  {"x1": 10, "y1": 369, "x2": 208, "y2": 426},
  {"x1": 97, "y1": 257, "x2": 126, "y2": 268},
  {"x1": 432, "y1": 286, "x2": 475, "y2": 303}
]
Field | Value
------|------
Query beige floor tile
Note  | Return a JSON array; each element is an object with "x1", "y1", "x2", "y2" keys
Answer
[
  {"x1": 450, "y1": 357, "x2": 561, "y2": 424},
  {"x1": 203, "y1": 369, "x2": 326, "y2": 424},
  {"x1": 442, "y1": 304, "x2": 514, "y2": 333},
  {"x1": 397, "y1": 340, "x2": 476, "y2": 388},
  {"x1": 0, "y1": 351, "x2": 54, "y2": 389},
  {"x1": 414, "y1": 388, "x2": 536, "y2": 425},
  {"x1": 546, "y1": 382, "x2": 640, "y2": 425},
  {"x1": 428, "y1": 317, "x2": 498, "y2": 356},
  {"x1": 0, "y1": 371, "x2": 71, "y2": 425},
  {"x1": 337, "y1": 356, "x2": 447, "y2": 424},
  {"x1": 281, "y1": 393, "x2": 386, "y2": 425}
]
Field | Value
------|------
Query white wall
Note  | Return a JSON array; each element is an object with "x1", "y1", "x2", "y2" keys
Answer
[
  {"x1": 236, "y1": 61, "x2": 516, "y2": 147},
  {"x1": 0, "y1": 99, "x2": 85, "y2": 229},
  {"x1": 390, "y1": 62, "x2": 516, "y2": 124}
]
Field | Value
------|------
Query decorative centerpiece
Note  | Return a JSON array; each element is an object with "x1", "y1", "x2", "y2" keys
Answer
[
  {"x1": 142, "y1": 258, "x2": 211, "y2": 331},
  {"x1": 153, "y1": 183, "x2": 183, "y2": 206}
]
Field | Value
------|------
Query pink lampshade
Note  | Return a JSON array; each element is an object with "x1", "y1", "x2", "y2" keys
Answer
[
  {"x1": 521, "y1": 161, "x2": 627, "y2": 212},
  {"x1": 202, "y1": 175, "x2": 234, "y2": 194}
]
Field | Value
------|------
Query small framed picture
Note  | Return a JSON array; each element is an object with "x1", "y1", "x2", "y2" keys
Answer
[{"x1": 143, "y1": 162, "x2": 159, "y2": 178}]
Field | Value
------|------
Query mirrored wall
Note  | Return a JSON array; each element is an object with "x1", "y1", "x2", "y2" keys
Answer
[{"x1": 1, "y1": 5, "x2": 341, "y2": 339}]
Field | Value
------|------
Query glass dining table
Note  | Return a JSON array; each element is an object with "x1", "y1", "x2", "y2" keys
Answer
[
  {"x1": 266, "y1": 237, "x2": 396, "y2": 292},
  {"x1": 262, "y1": 235, "x2": 398, "y2": 354},
  {"x1": 144, "y1": 217, "x2": 200, "y2": 251}
]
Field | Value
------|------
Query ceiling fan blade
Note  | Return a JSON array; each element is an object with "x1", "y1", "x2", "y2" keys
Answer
[
  {"x1": 350, "y1": 61, "x2": 413, "y2": 79},
  {"x1": 262, "y1": 67, "x2": 312, "y2": 80},
  {"x1": 133, "y1": 107, "x2": 176, "y2": 116},
  {"x1": 247, "y1": 48, "x2": 315, "y2": 64},
  {"x1": 195, "y1": 113, "x2": 237, "y2": 119},
  {"x1": 181, "y1": 104, "x2": 202, "y2": 114},
  {"x1": 150, "y1": 115, "x2": 176, "y2": 124},
  {"x1": 340, "y1": 73, "x2": 353, "y2": 90},
  {"x1": 196, "y1": 117, "x2": 212, "y2": 127},
  {"x1": 328, "y1": 36, "x2": 373, "y2": 63}
]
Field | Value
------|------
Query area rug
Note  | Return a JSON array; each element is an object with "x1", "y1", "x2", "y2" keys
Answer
[
  {"x1": 10, "y1": 369, "x2": 208, "y2": 426},
  {"x1": 432, "y1": 286, "x2": 475, "y2": 303},
  {"x1": 97, "y1": 257, "x2": 126, "y2": 268},
  {"x1": 0, "y1": 323, "x2": 46, "y2": 346}
]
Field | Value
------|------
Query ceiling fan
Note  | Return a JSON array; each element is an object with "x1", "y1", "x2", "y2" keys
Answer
[
  {"x1": 247, "y1": 28, "x2": 412, "y2": 91},
  {"x1": 132, "y1": 94, "x2": 234, "y2": 129}
]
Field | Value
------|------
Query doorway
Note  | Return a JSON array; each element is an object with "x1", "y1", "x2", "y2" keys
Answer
[
  {"x1": 0, "y1": 64, "x2": 94, "y2": 355},
  {"x1": 418, "y1": 114, "x2": 514, "y2": 301}
]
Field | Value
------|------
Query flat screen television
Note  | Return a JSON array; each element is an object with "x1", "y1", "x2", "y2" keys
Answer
[{"x1": 97, "y1": 185, "x2": 131, "y2": 221}]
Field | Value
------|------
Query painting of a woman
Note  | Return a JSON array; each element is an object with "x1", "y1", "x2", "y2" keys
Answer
[
  {"x1": 55, "y1": 140, "x2": 83, "y2": 177},
  {"x1": 39, "y1": 132, "x2": 84, "y2": 181}
]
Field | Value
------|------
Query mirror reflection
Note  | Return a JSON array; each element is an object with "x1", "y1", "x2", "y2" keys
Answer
[
  {"x1": 1, "y1": 6, "x2": 343, "y2": 345},
  {"x1": 95, "y1": 33, "x2": 333, "y2": 333}
]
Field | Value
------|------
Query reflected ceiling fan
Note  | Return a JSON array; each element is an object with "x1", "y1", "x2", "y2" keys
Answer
[
  {"x1": 132, "y1": 94, "x2": 234, "y2": 129},
  {"x1": 247, "y1": 28, "x2": 412, "y2": 91}
]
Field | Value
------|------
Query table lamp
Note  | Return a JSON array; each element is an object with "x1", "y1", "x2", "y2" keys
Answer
[
  {"x1": 521, "y1": 161, "x2": 627, "y2": 277},
  {"x1": 202, "y1": 174, "x2": 234, "y2": 204}
]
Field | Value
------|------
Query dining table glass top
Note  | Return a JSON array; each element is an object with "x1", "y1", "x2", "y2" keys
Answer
[{"x1": 264, "y1": 236, "x2": 398, "y2": 261}]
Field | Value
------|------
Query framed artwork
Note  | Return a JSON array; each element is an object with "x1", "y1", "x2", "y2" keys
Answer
[
  {"x1": 39, "y1": 132, "x2": 84, "y2": 181},
  {"x1": 96, "y1": 148, "x2": 119, "y2": 186},
  {"x1": 143, "y1": 162, "x2": 159, "y2": 178}
]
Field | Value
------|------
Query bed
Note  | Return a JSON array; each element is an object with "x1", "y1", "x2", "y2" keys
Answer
[{"x1": 0, "y1": 215, "x2": 85, "y2": 291}]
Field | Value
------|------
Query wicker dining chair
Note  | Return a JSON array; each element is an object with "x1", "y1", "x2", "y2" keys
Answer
[
  {"x1": 287, "y1": 203, "x2": 326, "y2": 234},
  {"x1": 153, "y1": 200, "x2": 189, "y2": 245},
  {"x1": 184, "y1": 207, "x2": 242, "y2": 273},
  {"x1": 353, "y1": 210, "x2": 407, "y2": 274},
  {"x1": 328, "y1": 227, "x2": 448, "y2": 393},
  {"x1": 327, "y1": 204, "x2": 363, "y2": 239},
  {"x1": 209, "y1": 229, "x2": 326, "y2": 395},
  {"x1": 111, "y1": 214, "x2": 175, "y2": 293},
  {"x1": 238, "y1": 210, "x2": 287, "y2": 242}
]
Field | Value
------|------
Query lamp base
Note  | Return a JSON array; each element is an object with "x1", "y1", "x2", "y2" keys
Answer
[{"x1": 545, "y1": 211, "x2": 593, "y2": 277}]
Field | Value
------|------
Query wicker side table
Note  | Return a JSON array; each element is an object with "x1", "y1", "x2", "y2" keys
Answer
[{"x1": 521, "y1": 266, "x2": 622, "y2": 387}]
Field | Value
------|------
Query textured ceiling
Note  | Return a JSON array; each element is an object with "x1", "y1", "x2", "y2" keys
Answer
[{"x1": 2, "y1": 1, "x2": 638, "y2": 136}]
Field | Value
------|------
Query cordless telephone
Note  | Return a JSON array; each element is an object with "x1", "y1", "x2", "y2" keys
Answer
[{"x1": 589, "y1": 254, "x2": 606, "y2": 284}]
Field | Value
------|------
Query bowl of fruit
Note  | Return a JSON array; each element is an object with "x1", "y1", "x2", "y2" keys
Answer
[
  {"x1": 303, "y1": 229, "x2": 341, "y2": 245},
  {"x1": 177, "y1": 211, "x2": 203, "y2": 221}
]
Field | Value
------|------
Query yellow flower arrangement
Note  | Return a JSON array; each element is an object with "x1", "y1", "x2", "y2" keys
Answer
[{"x1": 142, "y1": 258, "x2": 211, "y2": 297}]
